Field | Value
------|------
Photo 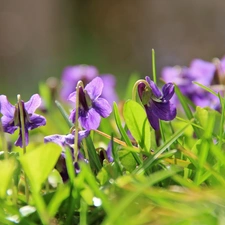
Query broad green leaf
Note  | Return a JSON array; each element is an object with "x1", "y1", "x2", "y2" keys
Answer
[
  {"x1": 20, "y1": 143, "x2": 61, "y2": 192},
  {"x1": 0, "y1": 158, "x2": 16, "y2": 198},
  {"x1": 119, "y1": 150, "x2": 136, "y2": 172},
  {"x1": 123, "y1": 100, "x2": 151, "y2": 152}
]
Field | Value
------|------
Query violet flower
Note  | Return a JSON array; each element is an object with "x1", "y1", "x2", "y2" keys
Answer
[
  {"x1": 68, "y1": 77, "x2": 112, "y2": 130},
  {"x1": 162, "y1": 59, "x2": 216, "y2": 108},
  {"x1": 60, "y1": 65, "x2": 118, "y2": 105},
  {"x1": 44, "y1": 130, "x2": 89, "y2": 181},
  {"x1": 0, "y1": 94, "x2": 46, "y2": 147},
  {"x1": 138, "y1": 77, "x2": 176, "y2": 130}
]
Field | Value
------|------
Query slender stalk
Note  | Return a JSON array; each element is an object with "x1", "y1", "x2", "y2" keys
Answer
[
  {"x1": 152, "y1": 49, "x2": 157, "y2": 84},
  {"x1": 152, "y1": 49, "x2": 165, "y2": 143},
  {"x1": 17, "y1": 94, "x2": 29, "y2": 203},
  {"x1": 94, "y1": 129, "x2": 128, "y2": 147},
  {"x1": 74, "y1": 81, "x2": 84, "y2": 163},
  {"x1": 132, "y1": 79, "x2": 150, "y2": 101}
]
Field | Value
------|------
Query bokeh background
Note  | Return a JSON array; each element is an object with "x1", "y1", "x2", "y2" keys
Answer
[{"x1": 1, "y1": 0, "x2": 225, "y2": 99}]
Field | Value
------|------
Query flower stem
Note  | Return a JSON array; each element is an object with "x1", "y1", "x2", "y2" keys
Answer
[
  {"x1": 74, "y1": 81, "x2": 84, "y2": 163},
  {"x1": 152, "y1": 49, "x2": 157, "y2": 84},
  {"x1": 132, "y1": 79, "x2": 150, "y2": 101},
  {"x1": 95, "y1": 129, "x2": 130, "y2": 147},
  {"x1": 17, "y1": 94, "x2": 29, "y2": 203}
]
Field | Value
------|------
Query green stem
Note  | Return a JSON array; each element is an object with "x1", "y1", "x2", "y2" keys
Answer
[
  {"x1": 152, "y1": 49, "x2": 157, "y2": 84},
  {"x1": 32, "y1": 191, "x2": 51, "y2": 225},
  {"x1": 74, "y1": 81, "x2": 84, "y2": 163},
  {"x1": 17, "y1": 95, "x2": 29, "y2": 203},
  {"x1": 132, "y1": 79, "x2": 150, "y2": 101}
]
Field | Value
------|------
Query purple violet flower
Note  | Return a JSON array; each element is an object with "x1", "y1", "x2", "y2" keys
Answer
[
  {"x1": 60, "y1": 65, "x2": 118, "y2": 105},
  {"x1": 0, "y1": 94, "x2": 46, "y2": 147},
  {"x1": 138, "y1": 76, "x2": 176, "y2": 130},
  {"x1": 68, "y1": 77, "x2": 112, "y2": 130},
  {"x1": 44, "y1": 130, "x2": 89, "y2": 181},
  {"x1": 162, "y1": 59, "x2": 217, "y2": 108}
]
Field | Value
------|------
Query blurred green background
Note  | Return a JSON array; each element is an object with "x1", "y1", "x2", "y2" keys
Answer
[{"x1": 1, "y1": 0, "x2": 225, "y2": 99}]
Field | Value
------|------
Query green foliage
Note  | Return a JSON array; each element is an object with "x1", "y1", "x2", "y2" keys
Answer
[
  {"x1": 1, "y1": 71, "x2": 225, "y2": 225},
  {"x1": 20, "y1": 143, "x2": 61, "y2": 192},
  {"x1": 123, "y1": 100, "x2": 151, "y2": 152}
]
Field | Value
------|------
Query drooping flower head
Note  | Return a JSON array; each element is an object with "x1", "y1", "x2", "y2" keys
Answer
[
  {"x1": 138, "y1": 76, "x2": 176, "y2": 130},
  {"x1": 44, "y1": 130, "x2": 89, "y2": 181},
  {"x1": 162, "y1": 59, "x2": 217, "y2": 108},
  {"x1": 60, "y1": 65, "x2": 118, "y2": 105},
  {"x1": 68, "y1": 77, "x2": 112, "y2": 130},
  {"x1": 0, "y1": 94, "x2": 46, "y2": 147}
]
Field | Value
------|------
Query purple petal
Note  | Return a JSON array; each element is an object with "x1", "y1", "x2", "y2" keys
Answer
[
  {"x1": 62, "y1": 65, "x2": 98, "y2": 83},
  {"x1": 145, "y1": 106, "x2": 160, "y2": 130},
  {"x1": 79, "y1": 108, "x2": 101, "y2": 130},
  {"x1": 145, "y1": 76, "x2": 162, "y2": 99},
  {"x1": 189, "y1": 59, "x2": 215, "y2": 86},
  {"x1": 61, "y1": 65, "x2": 99, "y2": 100},
  {"x1": 27, "y1": 114, "x2": 46, "y2": 130},
  {"x1": 138, "y1": 83, "x2": 146, "y2": 101},
  {"x1": 85, "y1": 77, "x2": 103, "y2": 100},
  {"x1": 65, "y1": 130, "x2": 89, "y2": 146},
  {"x1": 151, "y1": 101, "x2": 177, "y2": 121},
  {"x1": 1, "y1": 116, "x2": 17, "y2": 134},
  {"x1": 67, "y1": 91, "x2": 77, "y2": 103},
  {"x1": 106, "y1": 141, "x2": 114, "y2": 162},
  {"x1": 93, "y1": 97, "x2": 112, "y2": 118},
  {"x1": 78, "y1": 130, "x2": 90, "y2": 143},
  {"x1": 0, "y1": 95, "x2": 15, "y2": 118},
  {"x1": 44, "y1": 134, "x2": 66, "y2": 147},
  {"x1": 15, "y1": 128, "x2": 29, "y2": 147},
  {"x1": 162, "y1": 83, "x2": 175, "y2": 101},
  {"x1": 25, "y1": 94, "x2": 42, "y2": 114},
  {"x1": 69, "y1": 109, "x2": 76, "y2": 123},
  {"x1": 64, "y1": 133, "x2": 74, "y2": 145}
]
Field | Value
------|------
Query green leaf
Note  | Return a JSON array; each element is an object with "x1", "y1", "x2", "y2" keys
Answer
[
  {"x1": 119, "y1": 150, "x2": 136, "y2": 172},
  {"x1": 0, "y1": 158, "x2": 16, "y2": 198},
  {"x1": 20, "y1": 143, "x2": 61, "y2": 192},
  {"x1": 123, "y1": 100, "x2": 151, "y2": 152},
  {"x1": 85, "y1": 136, "x2": 102, "y2": 173}
]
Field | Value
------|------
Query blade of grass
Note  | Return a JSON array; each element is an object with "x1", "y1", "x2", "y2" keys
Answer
[
  {"x1": 102, "y1": 168, "x2": 179, "y2": 225},
  {"x1": 55, "y1": 100, "x2": 73, "y2": 127},
  {"x1": 175, "y1": 85, "x2": 201, "y2": 137},
  {"x1": 113, "y1": 102, "x2": 142, "y2": 165}
]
